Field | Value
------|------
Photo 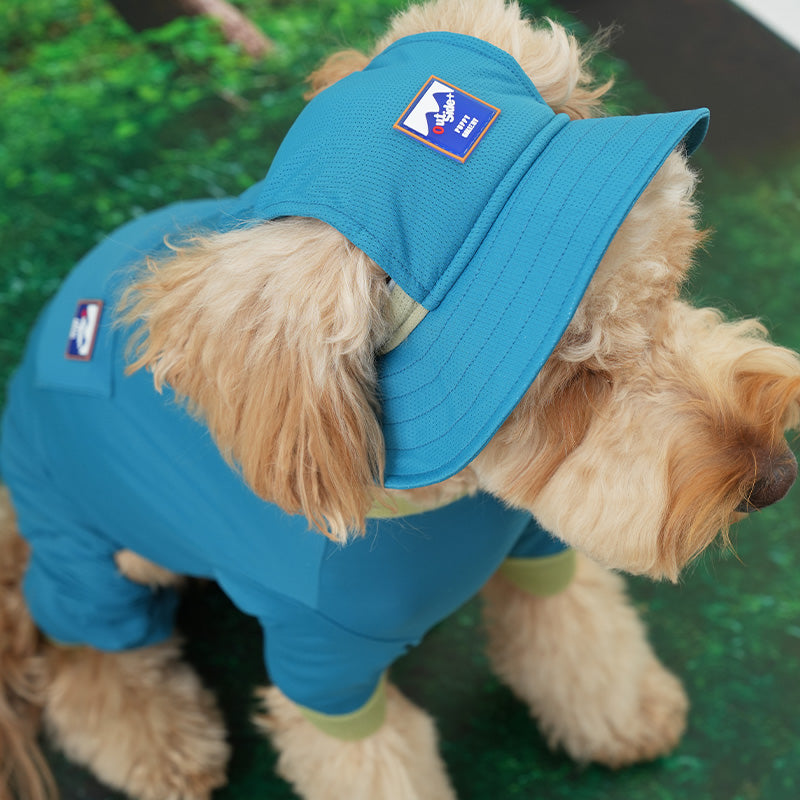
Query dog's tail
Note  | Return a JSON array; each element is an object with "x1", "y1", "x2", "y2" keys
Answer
[{"x1": 0, "y1": 487, "x2": 57, "y2": 800}]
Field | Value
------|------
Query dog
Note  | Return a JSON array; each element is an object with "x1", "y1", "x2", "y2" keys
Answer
[{"x1": 2, "y1": 1, "x2": 800, "y2": 799}]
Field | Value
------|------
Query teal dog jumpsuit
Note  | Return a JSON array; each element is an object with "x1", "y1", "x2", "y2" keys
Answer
[{"x1": 1, "y1": 193, "x2": 574, "y2": 737}]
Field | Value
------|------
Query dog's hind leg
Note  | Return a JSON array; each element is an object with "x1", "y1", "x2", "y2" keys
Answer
[
  {"x1": 1, "y1": 484, "x2": 228, "y2": 800},
  {"x1": 40, "y1": 552, "x2": 227, "y2": 799},
  {"x1": 0, "y1": 487, "x2": 56, "y2": 800},
  {"x1": 115, "y1": 548, "x2": 185, "y2": 589},
  {"x1": 481, "y1": 552, "x2": 688, "y2": 767},
  {"x1": 254, "y1": 681, "x2": 457, "y2": 800},
  {"x1": 43, "y1": 638, "x2": 230, "y2": 800}
]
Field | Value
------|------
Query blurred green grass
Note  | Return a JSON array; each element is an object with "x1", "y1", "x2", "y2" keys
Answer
[{"x1": 2, "y1": 1, "x2": 800, "y2": 798}]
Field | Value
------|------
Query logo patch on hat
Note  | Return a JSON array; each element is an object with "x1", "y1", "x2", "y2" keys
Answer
[
  {"x1": 394, "y1": 76, "x2": 500, "y2": 162},
  {"x1": 66, "y1": 300, "x2": 103, "y2": 361}
]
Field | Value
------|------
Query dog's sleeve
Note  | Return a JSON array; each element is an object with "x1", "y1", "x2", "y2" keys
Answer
[
  {"x1": 8, "y1": 472, "x2": 178, "y2": 651},
  {"x1": 209, "y1": 564, "x2": 403, "y2": 740},
  {"x1": 499, "y1": 516, "x2": 576, "y2": 596},
  {"x1": 243, "y1": 596, "x2": 406, "y2": 739},
  {"x1": 1, "y1": 375, "x2": 179, "y2": 651},
  {"x1": 21, "y1": 516, "x2": 179, "y2": 650}
]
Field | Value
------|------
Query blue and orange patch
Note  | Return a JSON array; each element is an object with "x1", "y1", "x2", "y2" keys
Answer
[{"x1": 394, "y1": 76, "x2": 500, "y2": 162}]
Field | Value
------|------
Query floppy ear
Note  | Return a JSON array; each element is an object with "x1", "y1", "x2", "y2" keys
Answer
[
  {"x1": 119, "y1": 218, "x2": 389, "y2": 541},
  {"x1": 306, "y1": 49, "x2": 370, "y2": 99}
]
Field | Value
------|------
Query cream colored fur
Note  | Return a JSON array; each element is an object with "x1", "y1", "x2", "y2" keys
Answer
[
  {"x1": 482, "y1": 554, "x2": 688, "y2": 766},
  {"x1": 114, "y1": 550, "x2": 185, "y2": 588},
  {"x1": 43, "y1": 641, "x2": 229, "y2": 800},
  {"x1": 255, "y1": 683, "x2": 457, "y2": 800},
  {"x1": 0, "y1": 490, "x2": 54, "y2": 800},
  {"x1": 121, "y1": 219, "x2": 391, "y2": 540},
  {"x1": 3, "y1": 1, "x2": 800, "y2": 799},
  {"x1": 516, "y1": 304, "x2": 800, "y2": 579}
]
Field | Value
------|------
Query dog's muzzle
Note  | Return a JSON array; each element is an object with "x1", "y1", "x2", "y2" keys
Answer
[{"x1": 736, "y1": 446, "x2": 798, "y2": 512}]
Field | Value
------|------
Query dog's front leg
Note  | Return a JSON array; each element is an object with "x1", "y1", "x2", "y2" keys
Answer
[
  {"x1": 255, "y1": 680, "x2": 457, "y2": 800},
  {"x1": 482, "y1": 553, "x2": 688, "y2": 767}
]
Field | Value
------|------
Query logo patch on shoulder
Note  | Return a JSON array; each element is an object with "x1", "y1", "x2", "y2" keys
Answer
[
  {"x1": 394, "y1": 76, "x2": 500, "y2": 162},
  {"x1": 66, "y1": 300, "x2": 103, "y2": 361}
]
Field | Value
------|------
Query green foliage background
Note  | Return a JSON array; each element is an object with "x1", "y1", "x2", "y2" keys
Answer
[
  {"x1": 2, "y1": 1, "x2": 800, "y2": 799},
  {"x1": 1, "y1": 0, "x2": 405, "y2": 388}
]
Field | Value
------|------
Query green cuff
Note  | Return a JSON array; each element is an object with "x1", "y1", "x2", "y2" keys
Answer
[
  {"x1": 298, "y1": 673, "x2": 387, "y2": 741},
  {"x1": 367, "y1": 493, "x2": 428, "y2": 518},
  {"x1": 498, "y1": 549, "x2": 577, "y2": 597},
  {"x1": 367, "y1": 490, "x2": 469, "y2": 519}
]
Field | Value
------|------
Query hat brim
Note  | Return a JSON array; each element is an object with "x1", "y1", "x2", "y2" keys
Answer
[{"x1": 378, "y1": 108, "x2": 709, "y2": 489}]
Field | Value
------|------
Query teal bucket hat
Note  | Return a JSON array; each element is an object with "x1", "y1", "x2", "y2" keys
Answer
[{"x1": 256, "y1": 32, "x2": 709, "y2": 489}]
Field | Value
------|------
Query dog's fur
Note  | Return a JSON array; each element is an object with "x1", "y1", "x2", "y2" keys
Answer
[{"x1": 3, "y1": 1, "x2": 800, "y2": 798}]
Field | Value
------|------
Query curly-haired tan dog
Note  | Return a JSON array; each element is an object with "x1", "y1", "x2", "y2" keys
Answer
[{"x1": 2, "y1": 2, "x2": 800, "y2": 799}]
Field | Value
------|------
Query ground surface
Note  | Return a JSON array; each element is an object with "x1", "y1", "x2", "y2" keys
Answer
[{"x1": 3, "y1": 1, "x2": 800, "y2": 798}]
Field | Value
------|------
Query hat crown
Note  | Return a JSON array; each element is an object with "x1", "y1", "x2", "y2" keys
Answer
[
  {"x1": 256, "y1": 32, "x2": 562, "y2": 309},
  {"x1": 252, "y1": 32, "x2": 708, "y2": 488}
]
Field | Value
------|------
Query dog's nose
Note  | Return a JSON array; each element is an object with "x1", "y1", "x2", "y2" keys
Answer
[{"x1": 736, "y1": 447, "x2": 798, "y2": 512}]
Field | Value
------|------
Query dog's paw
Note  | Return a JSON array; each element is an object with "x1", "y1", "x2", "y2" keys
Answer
[
  {"x1": 44, "y1": 642, "x2": 230, "y2": 800},
  {"x1": 110, "y1": 677, "x2": 230, "y2": 800},
  {"x1": 553, "y1": 656, "x2": 688, "y2": 768},
  {"x1": 256, "y1": 683, "x2": 458, "y2": 800},
  {"x1": 120, "y1": 728, "x2": 229, "y2": 800},
  {"x1": 483, "y1": 556, "x2": 689, "y2": 768}
]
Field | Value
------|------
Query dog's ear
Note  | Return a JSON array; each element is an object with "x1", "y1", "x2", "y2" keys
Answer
[
  {"x1": 372, "y1": 0, "x2": 612, "y2": 120},
  {"x1": 517, "y1": 21, "x2": 614, "y2": 121},
  {"x1": 119, "y1": 219, "x2": 388, "y2": 540},
  {"x1": 306, "y1": 49, "x2": 370, "y2": 99}
]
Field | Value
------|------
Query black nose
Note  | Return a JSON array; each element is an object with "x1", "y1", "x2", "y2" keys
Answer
[{"x1": 736, "y1": 447, "x2": 798, "y2": 512}]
